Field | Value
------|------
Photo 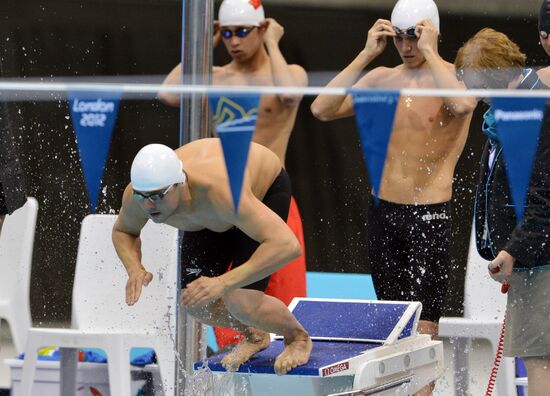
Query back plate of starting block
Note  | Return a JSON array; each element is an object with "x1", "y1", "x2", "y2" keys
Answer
[{"x1": 280, "y1": 298, "x2": 421, "y2": 344}]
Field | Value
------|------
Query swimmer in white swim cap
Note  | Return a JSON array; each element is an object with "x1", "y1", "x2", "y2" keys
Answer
[
  {"x1": 131, "y1": 144, "x2": 186, "y2": 193},
  {"x1": 312, "y1": 2, "x2": 476, "y2": 394},
  {"x1": 391, "y1": 0, "x2": 440, "y2": 36},
  {"x1": 115, "y1": 138, "x2": 312, "y2": 375},
  {"x1": 129, "y1": 144, "x2": 186, "y2": 224},
  {"x1": 218, "y1": 0, "x2": 265, "y2": 27}
]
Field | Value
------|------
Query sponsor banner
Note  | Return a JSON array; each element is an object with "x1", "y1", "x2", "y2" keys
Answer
[
  {"x1": 209, "y1": 94, "x2": 260, "y2": 213},
  {"x1": 322, "y1": 361, "x2": 350, "y2": 376},
  {"x1": 491, "y1": 97, "x2": 546, "y2": 221},
  {"x1": 69, "y1": 91, "x2": 121, "y2": 213},
  {"x1": 351, "y1": 89, "x2": 400, "y2": 205}
]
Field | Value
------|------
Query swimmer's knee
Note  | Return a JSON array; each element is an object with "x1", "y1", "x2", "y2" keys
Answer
[
  {"x1": 417, "y1": 320, "x2": 438, "y2": 339},
  {"x1": 224, "y1": 289, "x2": 264, "y2": 322},
  {"x1": 523, "y1": 356, "x2": 550, "y2": 372}
]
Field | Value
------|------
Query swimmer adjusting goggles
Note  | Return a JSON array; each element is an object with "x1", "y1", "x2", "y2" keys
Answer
[
  {"x1": 393, "y1": 26, "x2": 417, "y2": 38},
  {"x1": 220, "y1": 26, "x2": 257, "y2": 39}
]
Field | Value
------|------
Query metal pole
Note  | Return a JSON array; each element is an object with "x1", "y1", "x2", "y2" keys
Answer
[{"x1": 176, "y1": 0, "x2": 213, "y2": 395}]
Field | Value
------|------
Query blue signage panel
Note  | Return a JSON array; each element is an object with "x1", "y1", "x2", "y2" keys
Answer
[
  {"x1": 209, "y1": 94, "x2": 260, "y2": 213},
  {"x1": 351, "y1": 89, "x2": 400, "y2": 204},
  {"x1": 69, "y1": 91, "x2": 121, "y2": 213}
]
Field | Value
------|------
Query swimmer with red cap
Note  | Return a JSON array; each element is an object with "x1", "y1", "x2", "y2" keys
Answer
[{"x1": 160, "y1": 0, "x2": 309, "y2": 352}]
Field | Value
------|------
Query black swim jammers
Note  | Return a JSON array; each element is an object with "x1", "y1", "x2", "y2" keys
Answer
[
  {"x1": 180, "y1": 169, "x2": 292, "y2": 292},
  {"x1": 366, "y1": 199, "x2": 452, "y2": 322}
]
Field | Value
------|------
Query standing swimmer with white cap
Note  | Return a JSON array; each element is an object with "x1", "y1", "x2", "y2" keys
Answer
[{"x1": 311, "y1": 1, "x2": 476, "y2": 394}]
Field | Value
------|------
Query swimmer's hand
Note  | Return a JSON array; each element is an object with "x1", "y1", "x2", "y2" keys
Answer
[
  {"x1": 415, "y1": 19, "x2": 439, "y2": 56},
  {"x1": 126, "y1": 267, "x2": 153, "y2": 306},
  {"x1": 263, "y1": 18, "x2": 284, "y2": 46},
  {"x1": 181, "y1": 276, "x2": 227, "y2": 308},
  {"x1": 488, "y1": 250, "x2": 515, "y2": 283},
  {"x1": 365, "y1": 19, "x2": 395, "y2": 59}
]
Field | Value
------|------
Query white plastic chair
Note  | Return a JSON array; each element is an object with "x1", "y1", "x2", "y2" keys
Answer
[
  {"x1": 20, "y1": 214, "x2": 179, "y2": 396},
  {"x1": 0, "y1": 197, "x2": 38, "y2": 355},
  {"x1": 439, "y1": 221, "x2": 516, "y2": 396}
]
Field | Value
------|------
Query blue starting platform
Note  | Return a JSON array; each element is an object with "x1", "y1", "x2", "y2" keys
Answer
[{"x1": 195, "y1": 298, "x2": 443, "y2": 395}]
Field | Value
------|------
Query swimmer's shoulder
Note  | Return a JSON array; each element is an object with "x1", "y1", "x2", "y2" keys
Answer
[
  {"x1": 176, "y1": 138, "x2": 220, "y2": 158},
  {"x1": 287, "y1": 64, "x2": 308, "y2": 86},
  {"x1": 538, "y1": 66, "x2": 550, "y2": 86},
  {"x1": 213, "y1": 65, "x2": 236, "y2": 82},
  {"x1": 356, "y1": 66, "x2": 397, "y2": 88},
  {"x1": 249, "y1": 141, "x2": 281, "y2": 166}
]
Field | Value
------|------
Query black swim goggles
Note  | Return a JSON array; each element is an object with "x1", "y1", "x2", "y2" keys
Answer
[
  {"x1": 393, "y1": 26, "x2": 417, "y2": 38},
  {"x1": 220, "y1": 26, "x2": 257, "y2": 39},
  {"x1": 133, "y1": 184, "x2": 175, "y2": 204}
]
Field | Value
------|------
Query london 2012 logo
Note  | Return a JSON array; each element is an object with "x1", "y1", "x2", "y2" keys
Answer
[{"x1": 249, "y1": 0, "x2": 262, "y2": 10}]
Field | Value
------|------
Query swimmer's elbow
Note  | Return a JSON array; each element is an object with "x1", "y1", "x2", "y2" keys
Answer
[
  {"x1": 310, "y1": 101, "x2": 334, "y2": 122},
  {"x1": 280, "y1": 94, "x2": 302, "y2": 107},
  {"x1": 449, "y1": 99, "x2": 477, "y2": 118},
  {"x1": 286, "y1": 236, "x2": 302, "y2": 261},
  {"x1": 158, "y1": 89, "x2": 181, "y2": 107}
]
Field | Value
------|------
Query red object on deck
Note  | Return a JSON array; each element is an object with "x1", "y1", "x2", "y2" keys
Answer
[{"x1": 214, "y1": 197, "x2": 307, "y2": 350}]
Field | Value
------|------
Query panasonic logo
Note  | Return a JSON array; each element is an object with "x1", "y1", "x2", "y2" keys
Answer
[
  {"x1": 494, "y1": 109, "x2": 543, "y2": 122},
  {"x1": 422, "y1": 212, "x2": 449, "y2": 221}
]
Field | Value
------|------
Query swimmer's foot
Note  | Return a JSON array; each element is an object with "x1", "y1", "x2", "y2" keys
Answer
[
  {"x1": 274, "y1": 330, "x2": 312, "y2": 375},
  {"x1": 221, "y1": 327, "x2": 271, "y2": 372}
]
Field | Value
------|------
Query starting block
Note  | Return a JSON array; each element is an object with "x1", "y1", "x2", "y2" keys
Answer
[{"x1": 196, "y1": 298, "x2": 444, "y2": 395}]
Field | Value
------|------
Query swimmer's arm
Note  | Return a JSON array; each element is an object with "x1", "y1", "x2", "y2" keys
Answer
[
  {"x1": 262, "y1": 18, "x2": 307, "y2": 106},
  {"x1": 311, "y1": 67, "x2": 382, "y2": 121},
  {"x1": 158, "y1": 63, "x2": 182, "y2": 107},
  {"x1": 218, "y1": 192, "x2": 301, "y2": 291},
  {"x1": 420, "y1": 54, "x2": 477, "y2": 117},
  {"x1": 425, "y1": 54, "x2": 477, "y2": 117},
  {"x1": 311, "y1": 19, "x2": 395, "y2": 120},
  {"x1": 415, "y1": 20, "x2": 475, "y2": 117},
  {"x1": 112, "y1": 187, "x2": 151, "y2": 304}
]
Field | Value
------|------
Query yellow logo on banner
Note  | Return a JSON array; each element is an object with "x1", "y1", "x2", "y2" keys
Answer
[{"x1": 212, "y1": 96, "x2": 258, "y2": 125}]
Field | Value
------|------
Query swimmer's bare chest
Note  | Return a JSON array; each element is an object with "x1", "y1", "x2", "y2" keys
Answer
[
  {"x1": 389, "y1": 95, "x2": 467, "y2": 161},
  {"x1": 164, "y1": 205, "x2": 235, "y2": 233},
  {"x1": 214, "y1": 69, "x2": 293, "y2": 129}
]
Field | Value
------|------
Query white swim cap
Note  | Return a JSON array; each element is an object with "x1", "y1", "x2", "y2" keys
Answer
[
  {"x1": 391, "y1": 0, "x2": 440, "y2": 32},
  {"x1": 131, "y1": 144, "x2": 186, "y2": 192},
  {"x1": 218, "y1": 0, "x2": 265, "y2": 27}
]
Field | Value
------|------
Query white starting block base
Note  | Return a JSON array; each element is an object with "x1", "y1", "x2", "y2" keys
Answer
[
  {"x1": 205, "y1": 334, "x2": 442, "y2": 396},
  {"x1": 4, "y1": 358, "x2": 159, "y2": 396},
  {"x1": 199, "y1": 298, "x2": 444, "y2": 396}
]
